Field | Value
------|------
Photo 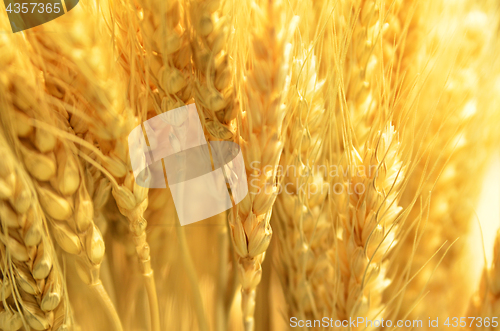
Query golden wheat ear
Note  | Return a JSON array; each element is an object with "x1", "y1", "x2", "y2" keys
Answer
[
  {"x1": 189, "y1": 0, "x2": 238, "y2": 141},
  {"x1": 227, "y1": 1, "x2": 299, "y2": 330},
  {"x1": 271, "y1": 24, "x2": 332, "y2": 319},
  {"x1": 18, "y1": 4, "x2": 155, "y2": 330},
  {"x1": 135, "y1": 0, "x2": 193, "y2": 114},
  {"x1": 0, "y1": 117, "x2": 69, "y2": 330},
  {"x1": 0, "y1": 18, "x2": 83, "y2": 330}
]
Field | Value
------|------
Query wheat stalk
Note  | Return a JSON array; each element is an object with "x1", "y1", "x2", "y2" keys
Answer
[
  {"x1": 187, "y1": 1, "x2": 243, "y2": 328},
  {"x1": 269, "y1": 2, "x2": 342, "y2": 321},
  {"x1": 280, "y1": 1, "x2": 410, "y2": 325}
]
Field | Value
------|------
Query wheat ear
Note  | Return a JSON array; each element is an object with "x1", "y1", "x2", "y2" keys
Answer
[
  {"x1": 189, "y1": 0, "x2": 238, "y2": 141},
  {"x1": 271, "y1": 32, "x2": 335, "y2": 321},
  {"x1": 330, "y1": 123, "x2": 406, "y2": 327},
  {"x1": 0, "y1": 22, "x2": 78, "y2": 330},
  {"x1": 21, "y1": 4, "x2": 152, "y2": 330},
  {"x1": 10, "y1": 36, "x2": 122, "y2": 331},
  {"x1": 344, "y1": 0, "x2": 408, "y2": 146},
  {"x1": 0, "y1": 123, "x2": 69, "y2": 330},
  {"x1": 229, "y1": 1, "x2": 298, "y2": 330},
  {"x1": 136, "y1": 0, "x2": 193, "y2": 113},
  {"x1": 0, "y1": 149, "x2": 67, "y2": 331}
]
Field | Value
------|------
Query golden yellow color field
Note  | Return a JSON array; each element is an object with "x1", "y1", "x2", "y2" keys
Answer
[{"x1": 0, "y1": 0, "x2": 499, "y2": 330}]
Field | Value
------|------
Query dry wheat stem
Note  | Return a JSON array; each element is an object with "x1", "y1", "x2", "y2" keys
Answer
[
  {"x1": 174, "y1": 216, "x2": 209, "y2": 331},
  {"x1": 109, "y1": 2, "x2": 208, "y2": 328}
]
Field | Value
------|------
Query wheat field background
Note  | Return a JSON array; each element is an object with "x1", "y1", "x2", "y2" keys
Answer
[{"x1": 0, "y1": 0, "x2": 500, "y2": 330}]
